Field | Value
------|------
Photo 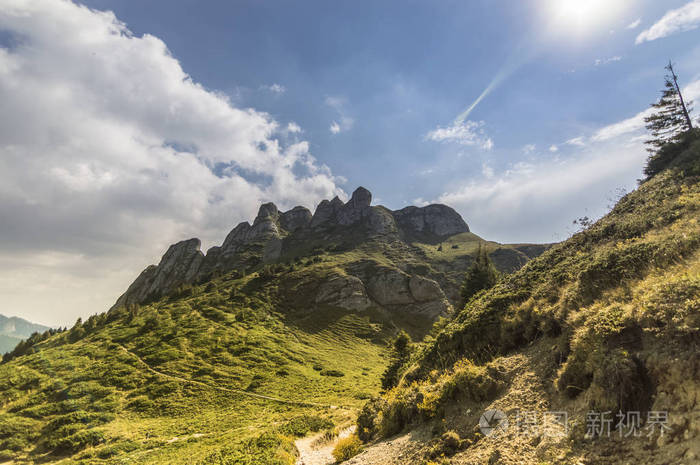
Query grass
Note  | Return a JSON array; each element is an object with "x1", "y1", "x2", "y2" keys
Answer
[
  {"x1": 0, "y1": 269, "x2": 389, "y2": 464},
  {"x1": 331, "y1": 434, "x2": 362, "y2": 462},
  {"x1": 358, "y1": 133, "x2": 700, "y2": 442}
]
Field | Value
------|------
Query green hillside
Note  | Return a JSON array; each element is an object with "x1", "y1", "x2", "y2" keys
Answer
[
  {"x1": 0, "y1": 191, "x2": 547, "y2": 464},
  {"x1": 0, "y1": 270, "x2": 388, "y2": 463},
  {"x1": 356, "y1": 132, "x2": 700, "y2": 463}
]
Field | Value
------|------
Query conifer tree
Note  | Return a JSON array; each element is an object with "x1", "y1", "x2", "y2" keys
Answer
[
  {"x1": 380, "y1": 330, "x2": 411, "y2": 390},
  {"x1": 460, "y1": 244, "x2": 499, "y2": 305},
  {"x1": 644, "y1": 61, "x2": 693, "y2": 152}
]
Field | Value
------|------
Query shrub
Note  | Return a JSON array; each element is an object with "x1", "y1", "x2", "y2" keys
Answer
[
  {"x1": 126, "y1": 396, "x2": 155, "y2": 413},
  {"x1": 381, "y1": 331, "x2": 411, "y2": 390},
  {"x1": 51, "y1": 429, "x2": 106, "y2": 454},
  {"x1": 198, "y1": 432, "x2": 296, "y2": 465},
  {"x1": 356, "y1": 397, "x2": 387, "y2": 442},
  {"x1": 279, "y1": 415, "x2": 333, "y2": 437},
  {"x1": 320, "y1": 369, "x2": 345, "y2": 377},
  {"x1": 332, "y1": 434, "x2": 362, "y2": 462}
]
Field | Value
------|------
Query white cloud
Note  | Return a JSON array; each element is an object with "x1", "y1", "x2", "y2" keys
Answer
[
  {"x1": 0, "y1": 0, "x2": 344, "y2": 325},
  {"x1": 594, "y1": 56, "x2": 622, "y2": 66},
  {"x1": 325, "y1": 96, "x2": 354, "y2": 134},
  {"x1": 549, "y1": 145, "x2": 559, "y2": 152},
  {"x1": 481, "y1": 163, "x2": 495, "y2": 179},
  {"x1": 565, "y1": 136, "x2": 586, "y2": 146},
  {"x1": 261, "y1": 83, "x2": 286, "y2": 94},
  {"x1": 412, "y1": 197, "x2": 430, "y2": 207},
  {"x1": 438, "y1": 140, "x2": 647, "y2": 243},
  {"x1": 522, "y1": 144, "x2": 536, "y2": 154},
  {"x1": 626, "y1": 18, "x2": 642, "y2": 29},
  {"x1": 287, "y1": 122, "x2": 301, "y2": 133},
  {"x1": 432, "y1": 77, "x2": 700, "y2": 243},
  {"x1": 425, "y1": 119, "x2": 494, "y2": 150},
  {"x1": 592, "y1": 109, "x2": 651, "y2": 141},
  {"x1": 591, "y1": 77, "x2": 700, "y2": 143},
  {"x1": 636, "y1": 0, "x2": 700, "y2": 44},
  {"x1": 324, "y1": 96, "x2": 346, "y2": 110}
]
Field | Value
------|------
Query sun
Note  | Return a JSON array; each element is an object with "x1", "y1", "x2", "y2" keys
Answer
[{"x1": 545, "y1": 0, "x2": 631, "y2": 38}]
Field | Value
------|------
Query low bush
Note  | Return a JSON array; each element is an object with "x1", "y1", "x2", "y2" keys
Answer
[
  {"x1": 278, "y1": 415, "x2": 333, "y2": 437},
  {"x1": 198, "y1": 432, "x2": 296, "y2": 465},
  {"x1": 332, "y1": 434, "x2": 362, "y2": 463}
]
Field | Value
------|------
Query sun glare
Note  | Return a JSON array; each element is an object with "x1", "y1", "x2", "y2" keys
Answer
[{"x1": 546, "y1": 0, "x2": 630, "y2": 38}]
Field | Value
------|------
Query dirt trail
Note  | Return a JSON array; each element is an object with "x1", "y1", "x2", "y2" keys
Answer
[
  {"x1": 342, "y1": 431, "x2": 426, "y2": 465},
  {"x1": 295, "y1": 426, "x2": 355, "y2": 465}
]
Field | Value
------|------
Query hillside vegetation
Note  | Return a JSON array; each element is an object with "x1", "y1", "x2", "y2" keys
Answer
[
  {"x1": 0, "y1": 270, "x2": 388, "y2": 464},
  {"x1": 0, "y1": 189, "x2": 546, "y2": 464},
  {"x1": 355, "y1": 132, "x2": 700, "y2": 464}
]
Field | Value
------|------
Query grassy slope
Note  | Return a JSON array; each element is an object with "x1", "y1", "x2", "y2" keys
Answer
[
  {"x1": 0, "y1": 270, "x2": 389, "y2": 464},
  {"x1": 358, "y1": 136, "x2": 700, "y2": 464}
]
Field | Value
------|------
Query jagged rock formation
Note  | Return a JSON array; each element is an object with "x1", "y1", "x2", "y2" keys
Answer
[{"x1": 112, "y1": 187, "x2": 541, "y2": 320}]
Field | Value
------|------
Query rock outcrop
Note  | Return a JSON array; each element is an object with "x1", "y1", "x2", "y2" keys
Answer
[
  {"x1": 111, "y1": 187, "x2": 481, "y2": 316},
  {"x1": 113, "y1": 238, "x2": 204, "y2": 308},
  {"x1": 280, "y1": 206, "x2": 312, "y2": 232},
  {"x1": 314, "y1": 273, "x2": 372, "y2": 311},
  {"x1": 392, "y1": 204, "x2": 469, "y2": 238}
]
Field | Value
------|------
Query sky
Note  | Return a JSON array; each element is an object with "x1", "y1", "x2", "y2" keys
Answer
[{"x1": 1, "y1": 0, "x2": 700, "y2": 326}]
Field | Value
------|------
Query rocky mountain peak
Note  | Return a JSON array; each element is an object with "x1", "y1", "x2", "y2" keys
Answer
[
  {"x1": 392, "y1": 204, "x2": 469, "y2": 237},
  {"x1": 349, "y1": 186, "x2": 371, "y2": 209},
  {"x1": 112, "y1": 187, "x2": 477, "y2": 310},
  {"x1": 254, "y1": 202, "x2": 279, "y2": 223},
  {"x1": 280, "y1": 206, "x2": 312, "y2": 232}
]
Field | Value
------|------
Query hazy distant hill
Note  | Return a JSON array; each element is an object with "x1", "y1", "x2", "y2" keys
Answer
[{"x1": 0, "y1": 314, "x2": 50, "y2": 353}]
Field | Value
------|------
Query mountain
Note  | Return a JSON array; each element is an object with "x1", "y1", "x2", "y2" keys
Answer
[
  {"x1": 0, "y1": 190, "x2": 546, "y2": 464},
  {"x1": 353, "y1": 132, "x2": 700, "y2": 464},
  {"x1": 0, "y1": 315, "x2": 50, "y2": 354},
  {"x1": 113, "y1": 187, "x2": 547, "y2": 336}
]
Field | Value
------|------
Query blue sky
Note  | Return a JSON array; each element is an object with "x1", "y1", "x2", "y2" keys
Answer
[
  {"x1": 1, "y1": 0, "x2": 700, "y2": 325},
  {"x1": 80, "y1": 0, "x2": 700, "y2": 236}
]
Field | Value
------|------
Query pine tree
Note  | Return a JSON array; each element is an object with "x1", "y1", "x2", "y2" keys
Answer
[
  {"x1": 644, "y1": 61, "x2": 693, "y2": 153},
  {"x1": 460, "y1": 244, "x2": 499, "y2": 305},
  {"x1": 380, "y1": 330, "x2": 411, "y2": 390}
]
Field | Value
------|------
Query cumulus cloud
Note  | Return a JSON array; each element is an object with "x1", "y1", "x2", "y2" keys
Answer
[
  {"x1": 636, "y1": 0, "x2": 700, "y2": 44},
  {"x1": 0, "y1": 0, "x2": 344, "y2": 325},
  {"x1": 549, "y1": 145, "x2": 559, "y2": 152},
  {"x1": 425, "y1": 119, "x2": 494, "y2": 150}
]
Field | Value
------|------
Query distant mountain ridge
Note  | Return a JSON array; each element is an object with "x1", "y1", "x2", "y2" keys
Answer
[{"x1": 0, "y1": 314, "x2": 50, "y2": 354}]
